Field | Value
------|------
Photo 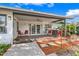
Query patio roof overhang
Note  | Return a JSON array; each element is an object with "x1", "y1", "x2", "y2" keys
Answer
[
  {"x1": 14, "y1": 14, "x2": 61, "y2": 23},
  {"x1": 0, "y1": 6, "x2": 72, "y2": 23}
]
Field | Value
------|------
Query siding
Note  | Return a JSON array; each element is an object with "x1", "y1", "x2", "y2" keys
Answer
[{"x1": 0, "y1": 9, "x2": 13, "y2": 44}]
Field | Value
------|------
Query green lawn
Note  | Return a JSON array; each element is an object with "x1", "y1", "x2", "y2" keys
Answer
[{"x1": 0, "y1": 44, "x2": 11, "y2": 56}]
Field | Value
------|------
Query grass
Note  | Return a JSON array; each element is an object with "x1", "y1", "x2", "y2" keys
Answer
[
  {"x1": 74, "y1": 51, "x2": 79, "y2": 56},
  {"x1": 0, "y1": 44, "x2": 11, "y2": 56}
]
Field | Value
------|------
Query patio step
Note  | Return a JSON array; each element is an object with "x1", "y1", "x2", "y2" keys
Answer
[{"x1": 13, "y1": 40, "x2": 33, "y2": 44}]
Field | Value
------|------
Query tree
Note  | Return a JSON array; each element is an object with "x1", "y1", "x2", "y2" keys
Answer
[
  {"x1": 76, "y1": 26, "x2": 79, "y2": 35},
  {"x1": 59, "y1": 23, "x2": 76, "y2": 36},
  {"x1": 66, "y1": 24, "x2": 76, "y2": 34}
]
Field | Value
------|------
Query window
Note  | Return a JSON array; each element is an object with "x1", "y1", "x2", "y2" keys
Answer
[
  {"x1": 37, "y1": 25, "x2": 40, "y2": 34},
  {"x1": 0, "y1": 14, "x2": 6, "y2": 33},
  {"x1": 32, "y1": 24, "x2": 36, "y2": 34}
]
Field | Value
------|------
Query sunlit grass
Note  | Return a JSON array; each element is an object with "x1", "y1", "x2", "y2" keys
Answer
[{"x1": 0, "y1": 44, "x2": 11, "y2": 56}]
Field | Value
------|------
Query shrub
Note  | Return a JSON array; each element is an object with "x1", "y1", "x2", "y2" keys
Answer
[
  {"x1": 0, "y1": 44, "x2": 11, "y2": 56},
  {"x1": 75, "y1": 51, "x2": 79, "y2": 56}
]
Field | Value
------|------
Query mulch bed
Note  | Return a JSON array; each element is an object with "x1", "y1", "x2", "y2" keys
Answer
[
  {"x1": 36, "y1": 37, "x2": 76, "y2": 55},
  {"x1": 37, "y1": 42, "x2": 61, "y2": 55}
]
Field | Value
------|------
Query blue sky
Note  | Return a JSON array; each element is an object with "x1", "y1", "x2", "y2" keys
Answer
[{"x1": 0, "y1": 3, "x2": 79, "y2": 23}]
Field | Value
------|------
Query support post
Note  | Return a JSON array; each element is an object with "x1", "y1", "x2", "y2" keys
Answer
[{"x1": 64, "y1": 19, "x2": 66, "y2": 37}]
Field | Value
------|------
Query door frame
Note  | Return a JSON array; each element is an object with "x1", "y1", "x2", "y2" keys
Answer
[{"x1": 29, "y1": 24, "x2": 42, "y2": 35}]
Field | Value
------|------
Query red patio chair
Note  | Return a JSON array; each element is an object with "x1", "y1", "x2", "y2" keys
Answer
[
  {"x1": 24, "y1": 30, "x2": 28, "y2": 34},
  {"x1": 48, "y1": 30, "x2": 52, "y2": 35},
  {"x1": 18, "y1": 30, "x2": 22, "y2": 35},
  {"x1": 57, "y1": 30, "x2": 62, "y2": 37}
]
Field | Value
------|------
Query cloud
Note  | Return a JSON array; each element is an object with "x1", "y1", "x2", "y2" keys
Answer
[
  {"x1": 20, "y1": 3, "x2": 44, "y2": 6},
  {"x1": 29, "y1": 9, "x2": 34, "y2": 11},
  {"x1": 3, "y1": 3, "x2": 54, "y2": 11},
  {"x1": 5, "y1": 3, "x2": 23, "y2": 8},
  {"x1": 66, "y1": 9, "x2": 79, "y2": 16},
  {"x1": 23, "y1": 3, "x2": 54, "y2": 7},
  {"x1": 14, "y1": 5, "x2": 22, "y2": 8},
  {"x1": 47, "y1": 3, "x2": 54, "y2": 7},
  {"x1": 29, "y1": 3, "x2": 44, "y2": 6}
]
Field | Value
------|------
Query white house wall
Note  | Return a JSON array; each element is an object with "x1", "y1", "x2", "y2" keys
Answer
[
  {"x1": 13, "y1": 20, "x2": 17, "y2": 39},
  {"x1": 0, "y1": 9, "x2": 13, "y2": 44},
  {"x1": 19, "y1": 22, "x2": 29, "y2": 35},
  {"x1": 18, "y1": 21, "x2": 50, "y2": 35}
]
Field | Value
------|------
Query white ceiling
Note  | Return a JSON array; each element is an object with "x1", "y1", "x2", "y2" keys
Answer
[{"x1": 14, "y1": 14, "x2": 60, "y2": 23}]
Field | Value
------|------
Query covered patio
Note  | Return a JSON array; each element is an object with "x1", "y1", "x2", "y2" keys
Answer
[
  {"x1": 13, "y1": 10, "x2": 70, "y2": 43},
  {"x1": 12, "y1": 11, "x2": 79, "y2": 55}
]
